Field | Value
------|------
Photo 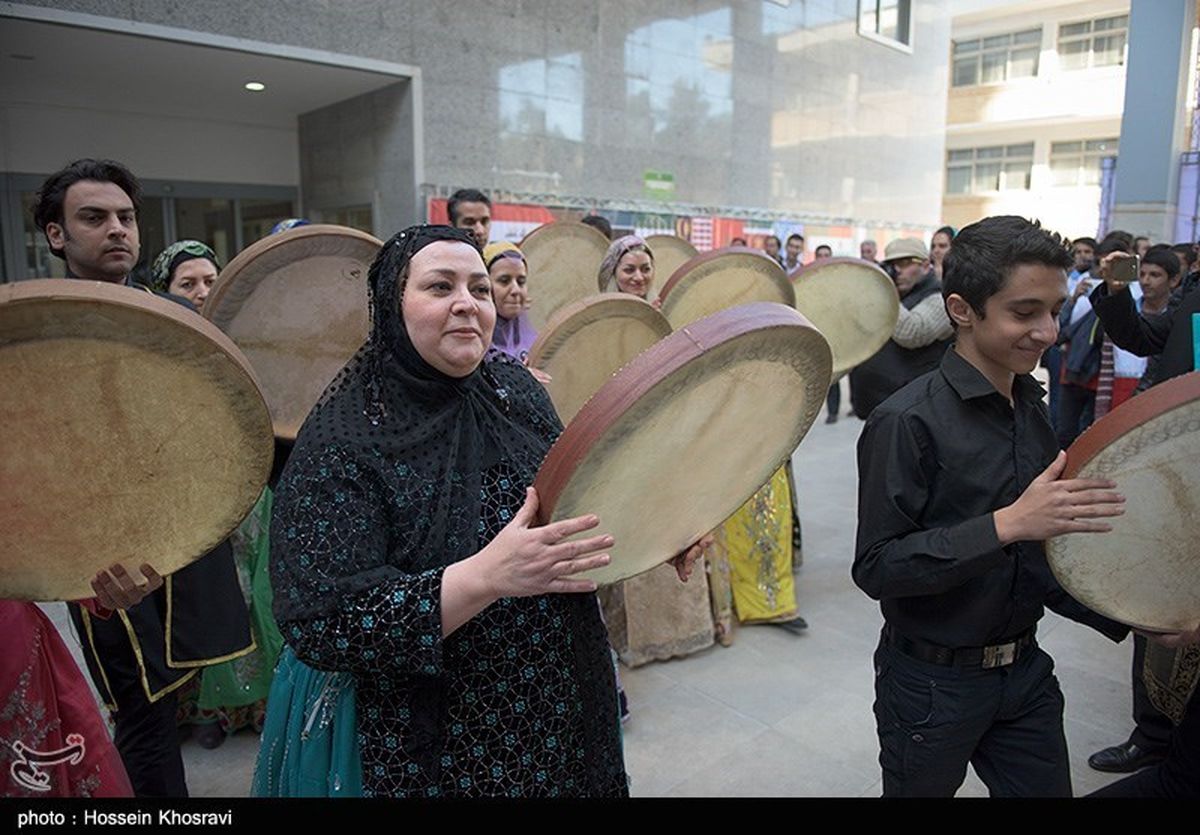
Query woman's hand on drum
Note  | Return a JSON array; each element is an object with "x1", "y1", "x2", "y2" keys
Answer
[
  {"x1": 478, "y1": 487, "x2": 612, "y2": 598},
  {"x1": 527, "y1": 366, "x2": 553, "y2": 386},
  {"x1": 669, "y1": 534, "x2": 714, "y2": 582},
  {"x1": 442, "y1": 489, "x2": 612, "y2": 635},
  {"x1": 90, "y1": 562, "x2": 164, "y2": 611}
]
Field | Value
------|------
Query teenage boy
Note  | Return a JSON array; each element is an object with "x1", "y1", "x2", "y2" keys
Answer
[{"x1": 854, "y1": 215, "x2": 1130, "y2": 797}]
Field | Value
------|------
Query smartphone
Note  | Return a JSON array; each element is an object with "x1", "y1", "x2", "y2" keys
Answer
[{"x1": 1111, "y1": 254, "x2": 1139, "y2": 286}]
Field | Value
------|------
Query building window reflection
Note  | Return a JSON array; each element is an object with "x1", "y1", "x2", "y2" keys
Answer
[
  {"x1": 498, "y1": 53, "x2": 583, "y2": 142},
  {"x1": 952, "y1": 28, "x2": 1041, "y2": 87},
  {"x1": 1050, "y1": 139, "x2": 1119, "y2": 187},
  {"x1": 624, "y1": 8, "x2": 733, "y2": 137},
  {"x1": 858, "y1": 0, "x2": 912, "y2": 50},
  {"x1": 946, "y1": 143, "x2": 1034, "y2": 194},
  {"x1": 1058, "y1": 15, "x2": 1128, "y2": 71}
]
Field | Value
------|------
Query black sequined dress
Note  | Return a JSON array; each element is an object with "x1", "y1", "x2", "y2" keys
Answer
[{"x1": 270, "y1": 226, "x2": 627, "y2": 798}]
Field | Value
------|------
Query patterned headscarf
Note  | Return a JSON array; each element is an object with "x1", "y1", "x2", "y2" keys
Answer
[
  {"x1": 150, "y1": 240, "x2": 219, "y2": 293},
  {"x1": 597, "y1": 235, "x2": 654, "y2": 295}
]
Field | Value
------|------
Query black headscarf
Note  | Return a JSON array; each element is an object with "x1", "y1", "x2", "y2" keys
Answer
[
  {"x1": 269, "y1": 225, "x2": 623, "y2": 794},
  {"x1": 272, "y1": 223, "x2": 561, "y2": 613}
]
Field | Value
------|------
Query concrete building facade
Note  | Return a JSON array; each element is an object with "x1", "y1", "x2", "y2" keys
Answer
[
  {"x1": 943, "y1": 0, "x2": 1131, "y2": 240},
  {"x1": 1, "y1": 0, "x2": 954, "y2": 279}
]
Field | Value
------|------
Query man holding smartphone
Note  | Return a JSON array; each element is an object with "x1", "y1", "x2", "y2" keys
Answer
[{"x1": 1086, "y1": 248, "x2": 1200, "y2": 797}]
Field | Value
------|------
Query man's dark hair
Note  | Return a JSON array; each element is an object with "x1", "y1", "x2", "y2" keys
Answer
[
  {"x1": 1096, "y1": 232, "x2": 1132, "y2": 259},
  {"x1": 786, "y1": 233, "x2": 804, "y2": 245},
  {"x1": 942, "y1": 216, "x2": 1071, "y2": 318},
  {"x1": 934, "y1": 225, "x2": 956, "y2": 240},
  {"x1": 446, "y1": 188, "x2": 491, "y2": 224},
  {"x1": 1170, "y1": 243, "x2": 1197, "y2": 271},
  {"x1": 765, "y1": 235, "x2": 781, "y2": 248},
  {"x1": 1143, "y1": 247, "x2": 1181, "y2": 280},
  {"x1": 1071, "y1": 236, "x2": 1097, "y2": 250},
  {"x1": 32, "y1": 158, "x2": 142, "y2": 258},
  {"x1": 1097, "y1": 229, "x2": 1133, "y2": 256},
  {"x1": 579, "y1": 214, "x2": 612, "y2": 239},
  {"x1": 814, "y1": 244, "x2": 832, "y2": 256}
]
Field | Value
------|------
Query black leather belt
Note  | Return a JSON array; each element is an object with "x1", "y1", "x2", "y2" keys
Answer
[{"x1": 884, "y1": 625, "x2": 1037, "y2": 669}]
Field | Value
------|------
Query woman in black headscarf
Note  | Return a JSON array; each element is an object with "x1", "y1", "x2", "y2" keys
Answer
[{"x1": 269, "y1": 225, "x2": 658, "y2": 798}]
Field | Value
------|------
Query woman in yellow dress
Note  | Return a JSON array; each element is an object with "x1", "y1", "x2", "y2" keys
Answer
[{"x1": 720, "y1": 466, "x2": 807, "y2": 634}]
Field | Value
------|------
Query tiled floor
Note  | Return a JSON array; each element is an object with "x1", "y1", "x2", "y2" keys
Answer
[{"x1": 45, "y1": 382, "x2": 1135, "y2": 797}]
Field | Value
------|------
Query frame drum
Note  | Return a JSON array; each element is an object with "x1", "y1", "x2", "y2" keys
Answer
[
  {"x1": 527, "y1": 294, "x2": 673, "y2": 424},
  {"x1": 644, "y1": 235, "x2": 698, "y2": 289},
  {"x1": 519, "y1": 221, "x2": 610, "y2": 332},
  {"x1": 533, "y1": 303, "x2": 831, "y2": 584},
  {"x1": 790, "y1": 257, "x2": 899, "y2": 377},
  {"x1": 0, "y1": 280, "x2": 273, "y2": 600},
  {"x1": 202, "y1": 224, "x2": 379, "y2": 440},
  {"x1": 1046, "y1": 372, "x2": 1200, "y2": 632},
  {"x1": 656, "y1": 248, "x2": 795, "y2": 330}
]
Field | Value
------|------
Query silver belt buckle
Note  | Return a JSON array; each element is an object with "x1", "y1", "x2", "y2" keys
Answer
[{"x1": 982, "y1": 641, "x2": 1017, "y2": 669}]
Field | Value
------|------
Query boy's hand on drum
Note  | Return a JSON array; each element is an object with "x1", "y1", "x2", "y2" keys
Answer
[{"x1": 993, "y1": 451, "x2": 1124, "y2": 545}]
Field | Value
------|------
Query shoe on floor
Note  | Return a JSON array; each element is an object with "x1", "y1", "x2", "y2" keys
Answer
[
  {"x1": 195, "y1": 722, "x2": 227, "y2": 750},
  {"x1": 770, "y1": 616, "x2": 809, "y2": 635},
  {"x1": 1087, "y1": 741, "x2": 1166, "y2": 773}
]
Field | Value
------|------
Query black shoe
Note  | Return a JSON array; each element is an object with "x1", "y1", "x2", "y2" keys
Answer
[
  {"x1": 825, "y1": 413, "x2": 837, "y2": 424},
  {"x1": 195, "y1": 722, "x2": 227, "y2": 751},
  {"x1": 770, "y1": 616, "x2": 809, "y2": 635},
  {"x1": 1087, "y1": 741, "x2": 1166, "y2": 773}
]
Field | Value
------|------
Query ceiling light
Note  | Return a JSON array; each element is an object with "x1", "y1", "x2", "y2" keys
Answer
[{"x1": 244, "y1": 81, "x2": 266, "y2": 92}]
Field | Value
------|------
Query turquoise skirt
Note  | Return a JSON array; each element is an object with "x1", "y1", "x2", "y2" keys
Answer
[{"x1": 251, "y1": 648, "x2": 362, "y2": 797}]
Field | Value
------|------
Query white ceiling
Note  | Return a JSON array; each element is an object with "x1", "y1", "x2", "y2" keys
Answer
[{"x1": 0, "y1": 16, "x2": 405, "y2": 129}]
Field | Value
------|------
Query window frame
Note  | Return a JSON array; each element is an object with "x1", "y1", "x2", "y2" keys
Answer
[
  {"x1": 945, "y1": 143, "x2": 1036, "y2": 196},
  {"x1": 951, "y1": 27, "x2": 1042, "y2": 87},
  {"x1": 857, "y1": 0, "x2": 914, "y2": 55},
  {"x1": 1049, "y1": 137, "x2": 1120, "y2": 187},
  {"x1": 1056, "y1": 13, "x2": 1129, "y2": 71}
]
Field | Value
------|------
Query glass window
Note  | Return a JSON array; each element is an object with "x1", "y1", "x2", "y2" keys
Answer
[
  {"x1": 1058, "y1": 15, "x2": 1127, "y2": 70},
  {"x1": 946, "y1": 144, "x2": 1034, "y2": 195},
  {"x1": 20, "y1": 190, "x2": 59, "y2": 278},
  {"x1": 947, "y1": 166, "x2": 973, "y2": 195},
  {"x1": 1049, "y1": 137, "x2": 1119, "y2": 187},
  {"x1": 974, "y1": 162, "x2": 1003, "y2": 192},
  {"x1": 174, "y1": 198, "x2": 237, "y2": 266},
  {"x1": 858, "y1": 0, "x2": 912, "y2": 49},
  {"x1": 951, "y1": 27, "x2": 1041, "y2": 86},
  {"x1": 981, "y1": 51, "x2": 1007, "y2": 83},
  {"x1": 953, "y1": 57, "x2": 978, "y2": 87},
  {"x1": 135, "y1": 197, "x2": 166, "y2": 280},
  {"x1": 240, "y1": 199, "x2": 297, "y2": 249},
  {"x1": 314, "y1": 205, "x2": 374, "y2": 235}
]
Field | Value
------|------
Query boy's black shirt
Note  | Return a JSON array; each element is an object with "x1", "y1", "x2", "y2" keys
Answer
[{"x1": 854, "y1": 347, "x2": 1128, "y2": 648}]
